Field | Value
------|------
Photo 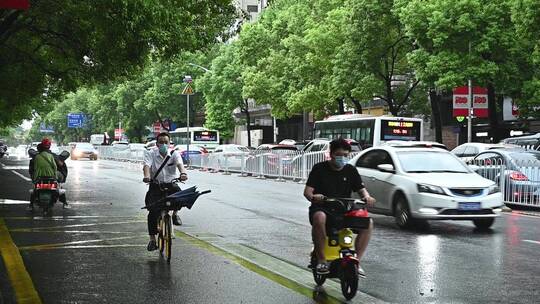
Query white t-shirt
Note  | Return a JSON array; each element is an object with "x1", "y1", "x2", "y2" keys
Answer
[{"x1": 143, "y1": 148, "x2": 183, "y2": 183}]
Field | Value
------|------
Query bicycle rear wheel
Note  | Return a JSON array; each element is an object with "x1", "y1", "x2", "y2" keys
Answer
[{"x1": 164, "y1": 214, "x2": 172, "y2": 263}]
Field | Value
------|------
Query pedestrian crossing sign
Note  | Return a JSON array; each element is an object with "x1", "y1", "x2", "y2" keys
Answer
[{"x1": 182, "y1": 83, "x2": 194, "y2": 95}]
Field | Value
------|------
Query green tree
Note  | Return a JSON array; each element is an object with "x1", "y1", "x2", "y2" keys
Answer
[
  {"x1": 397, "y1": 0, "x2": 528, "y2": 141},
  {"x1": 198, "y1": 43, "x2": 245, "y2": 142},
  {"x1": 511, "y1": 0, "x2": 540, "y2": 117},
  {"x1": 0, "y1": 0, "x2": 236, "y2": 127}
]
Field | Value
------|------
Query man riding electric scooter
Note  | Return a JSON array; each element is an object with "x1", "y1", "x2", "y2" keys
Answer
[
  {"x1": 28, "y1": 138, "x2": 68, "y2": 209},
  {"x1": 304, "y1": 138, "x2": 376, "y2": 277}
]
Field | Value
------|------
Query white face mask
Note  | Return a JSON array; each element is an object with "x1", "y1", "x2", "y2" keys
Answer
[
  {"x1": 158, "y1": 143, "x2": 168, "y2": 155},
  {"x1": 334, "y1": 156, "x2": 347, "y2": 168}
]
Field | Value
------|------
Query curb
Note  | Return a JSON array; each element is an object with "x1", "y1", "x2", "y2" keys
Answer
[{"x1": 501, "y1": 206, "x2": 513, "y2": 212}]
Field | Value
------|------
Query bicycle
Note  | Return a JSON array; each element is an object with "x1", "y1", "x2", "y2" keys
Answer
[{"x1": 142, "y1": 178, "x2": 210, "y2": 262}]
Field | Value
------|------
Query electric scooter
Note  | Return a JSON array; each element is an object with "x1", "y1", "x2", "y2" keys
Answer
[{"x1": 308, "y1": 197, "x2": 371, "y2": 300}]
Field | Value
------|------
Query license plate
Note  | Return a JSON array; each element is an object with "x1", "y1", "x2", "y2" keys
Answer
[{"x1": 458, "y1": 202, "x2": 481, "y2": 210}]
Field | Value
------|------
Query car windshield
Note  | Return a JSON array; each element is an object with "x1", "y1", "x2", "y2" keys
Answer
[
  {"x1": 76, "y1": 143, "x2": 93, "y2": 149},
  {"x1": 397, "y1": 151, "x2": 470, "y2": 173}
]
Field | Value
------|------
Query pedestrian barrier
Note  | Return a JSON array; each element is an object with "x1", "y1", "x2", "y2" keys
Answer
[
  {"x1": 471, "y1": 158, "x2": 540, "y2": 207},
  {"x1": 94, "y1": 146, "x2": 359, "y2": 182}
]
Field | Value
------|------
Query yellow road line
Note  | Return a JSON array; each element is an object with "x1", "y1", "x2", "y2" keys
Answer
[{"x1": 0, "y1": 219, "x2": 42, "y2": 304}]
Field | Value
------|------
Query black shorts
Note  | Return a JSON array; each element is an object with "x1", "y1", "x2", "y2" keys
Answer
[{"x1": 308, "y1": 205, "x2": 335, "y2": 227}]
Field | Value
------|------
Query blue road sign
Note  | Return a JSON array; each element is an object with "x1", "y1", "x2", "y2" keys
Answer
[
  {"x1": 67, "y1": 113, "x2": 86, "y2": 128},
  {"x1": 39, "y1": 123, "x2": 54, "y2": 133}
]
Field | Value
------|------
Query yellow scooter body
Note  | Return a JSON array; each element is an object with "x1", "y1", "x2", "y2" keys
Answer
[{"x1": 323, "y1": 228, "x2": 354, "y2": 261}]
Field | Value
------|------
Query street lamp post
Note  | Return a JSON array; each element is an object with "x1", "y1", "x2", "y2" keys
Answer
[{"x1": 183, "y1": 76, "x2": 193, "y2": 167}]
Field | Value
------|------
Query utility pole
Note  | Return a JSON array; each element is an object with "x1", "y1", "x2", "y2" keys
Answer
[
  {"x1": 182, "y1": 76, "x2": 193, "y2": 166},
  {"x1": 467, "y1": 42, "x2": 473, "y2": 143},
  {"x1": 119, "y1": 112, "x2": 122, "y2": 142}
]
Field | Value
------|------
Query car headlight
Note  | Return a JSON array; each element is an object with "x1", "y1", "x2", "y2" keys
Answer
[
  {"x1": 417, "y1": 183, "x2": 447, "y2": 195},
  {"x1": 488, "y1": 184, "x2": 500, "y2": 195}
]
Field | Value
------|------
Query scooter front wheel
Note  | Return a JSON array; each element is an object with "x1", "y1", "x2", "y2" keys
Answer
[
  {"x1": 340, "y1": 263, "x2": 358, "y2": 300},
  {"x1": 312, "y1": 268, "x2": 326, "y2": 286},
  {"x1": 310, "y1": 255, "x2": 326, "y2": 286}
]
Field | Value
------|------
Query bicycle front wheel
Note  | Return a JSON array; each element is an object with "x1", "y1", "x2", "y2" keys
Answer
[
  {"x1": 164, "y1": 214, "x2": 172, "y2": 263},
  {"x1": 157, "y1": 216, "x2": 165, "y2": 255}
]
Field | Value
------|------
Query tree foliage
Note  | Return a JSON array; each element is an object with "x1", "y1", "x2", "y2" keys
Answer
[{"x1": 0, "y1": 0, "x2": 236, "y2": 127}]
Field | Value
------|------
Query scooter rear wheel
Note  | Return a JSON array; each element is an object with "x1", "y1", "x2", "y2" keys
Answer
[{"x1": 340, "y1": 263, "x2": 358, "y2": 300}]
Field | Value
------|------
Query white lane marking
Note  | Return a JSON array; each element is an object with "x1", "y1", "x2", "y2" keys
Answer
[
  {"x1": 10, "y1": 170, "x2": 32, "y2": 182},
  {"x1": 523, "y1": 240, "x2": 540, "y2": 245},
  {"x1": 3, "y1": 166, "x2": 30, "y2": 170},
  {"x1": 0, "y1": 163, "x2": 5, "y2": 168},
  {"x1": 0, "y1": 199, "x2": 29, "y2": 205}
]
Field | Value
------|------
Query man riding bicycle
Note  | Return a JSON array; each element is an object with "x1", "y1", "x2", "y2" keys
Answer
[
  {"x1": 143, "y1": 132, "x2": 187, "y2": 251},
  {"x1": 304, "y1": 138, "x2": 376, "y2": 277}
]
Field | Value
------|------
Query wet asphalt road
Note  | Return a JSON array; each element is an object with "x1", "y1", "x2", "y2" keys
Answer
[{"x1": 1, "y1": 155, "x2": 540, "y2": 304}]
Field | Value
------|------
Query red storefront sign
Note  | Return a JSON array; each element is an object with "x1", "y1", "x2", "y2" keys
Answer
[{"x1": 452, "y1": 86, "x2": 488, "y2": 118}]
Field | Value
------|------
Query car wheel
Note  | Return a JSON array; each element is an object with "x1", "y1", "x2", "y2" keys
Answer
[
  {"x1": 472, "y1": 218, "x2": 495, "y2": 230},
  {"x1": 394, "y1": 194, "x2": 413, "y2": 229}
]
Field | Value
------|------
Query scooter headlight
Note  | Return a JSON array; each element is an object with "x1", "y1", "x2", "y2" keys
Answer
[{"x1": 343, "y1": 236, "x2": 353, "y2": 245}]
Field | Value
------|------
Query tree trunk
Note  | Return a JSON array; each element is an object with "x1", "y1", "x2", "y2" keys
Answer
[
  {"x1": 243, "y1": 99, "x2": 251, "y2": 147},
  {"x1": 429, "y1": 88, "x2": 443, "y2": 143},
  {"x1": 350, "y1": 96, "x2": 362, "y2": 114},
  {"x1": 487, "y1": 83, "x2": 500, "y2": 143},
  {"x1": 338, "y1": 97, "x2": 345, "y2": 114}
]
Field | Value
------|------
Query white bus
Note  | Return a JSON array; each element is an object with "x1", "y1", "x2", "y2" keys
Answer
[
  {"x1": 169, "y1": 127, "x2": 220, "y2": 150},
  {"x1": 313, "y1": 114, "x2": 423, "y2": 149}
]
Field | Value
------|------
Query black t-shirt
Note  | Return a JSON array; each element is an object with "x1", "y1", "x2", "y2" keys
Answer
[{"x1": 306, "y1": 161, "x2": 364, "y2": 202}]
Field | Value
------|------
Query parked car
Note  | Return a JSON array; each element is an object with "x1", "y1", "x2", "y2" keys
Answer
[
  {"x1": 501, "y1": 133, "x2": 540, "y2": 150},
  {"x1": 350, "y1": 142, "x2": 503, "y2": 230},
  {"x1": 245, "y1": 144, "x2": 299, "y2": 176},
  {"x1": 174, "y1": 144, "x2": 208, "y2": 164},
  {"x1": 472, "y1": 149, "x2": 540, "y2": 205},
  {"x1": 451, "y1": 143, "x2": 514, "y2": 163},
  {"x1": 71, "y1": 142, "x2": 99, "y2": 160},
  {"x1": 211, "y1": 144, "x2": 250, "y2": 170}
]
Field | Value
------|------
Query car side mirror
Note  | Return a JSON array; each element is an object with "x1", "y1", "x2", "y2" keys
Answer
[{"x1": 377, "y1": 164, "x2": 395, "y2": 173}]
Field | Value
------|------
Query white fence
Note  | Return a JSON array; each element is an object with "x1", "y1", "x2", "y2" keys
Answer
[
  {"x1": 93, "y1": 146, "x2": 540, "y2": 207},
  {"x1": 96, "y1": 146, "x2": 359, "y2": 181},
  {"x1": 471, "y1": 159, "x2": 540, "y2": 208}
]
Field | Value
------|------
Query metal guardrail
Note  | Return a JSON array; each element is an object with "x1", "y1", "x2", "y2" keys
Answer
[
  {"x1": 87, "y1": 146, "x2": 540, "y2": 207},
  {"x1": 471, "y1": 159, "x2": 540, "y2": 208},
  {"x1": 95, "y1": 146, "x2": 359, "y2": 181}
]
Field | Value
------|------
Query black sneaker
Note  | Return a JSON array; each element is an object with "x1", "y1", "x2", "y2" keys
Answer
[
  {"x1": 316, "y1": 263, "x2": 330, "y2": 275},
  {"x1": 147, "y1": 240, "x2": 158, "y2": 251},
  {"x1": 172, "y1": 214, "x2": 182, "y2": 226}
]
